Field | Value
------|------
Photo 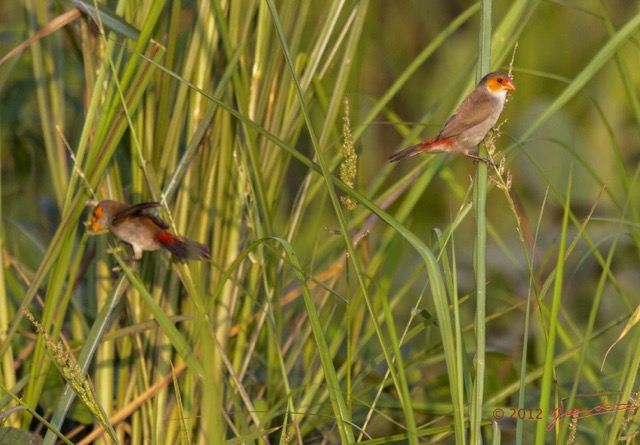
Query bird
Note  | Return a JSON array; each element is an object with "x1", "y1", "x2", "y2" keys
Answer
[
  {"x1": 90, "y1": 200, "x2": 211, "y2": 261},
  {"x1": 388, "y1": 71, "x2": 515, "y2": 164}
]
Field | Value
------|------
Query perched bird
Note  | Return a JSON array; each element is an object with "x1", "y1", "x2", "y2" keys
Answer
[
  {"x1": 388, "y1": 72, "x2": 515, "y2": 164},
  {"x1": 90, "y1": 200, "x2": 211, "y2": 261}
]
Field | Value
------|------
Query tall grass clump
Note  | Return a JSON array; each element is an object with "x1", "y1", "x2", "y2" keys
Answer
[{"x1": 2, "y1": 0, "x2": 640, "y2": 444}]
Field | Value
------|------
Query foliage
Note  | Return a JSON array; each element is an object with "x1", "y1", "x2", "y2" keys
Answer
[{"x1": 1, "y1": 0, "x2": 640, "y2": 443}]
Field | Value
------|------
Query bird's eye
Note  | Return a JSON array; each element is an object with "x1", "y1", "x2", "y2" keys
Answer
[{"x1": 497, "y1": 77, "x2": 504, "y2": 83}]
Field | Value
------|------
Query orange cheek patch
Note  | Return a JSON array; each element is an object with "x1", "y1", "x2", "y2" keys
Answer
[
  {"x1": 487, "y1": 76, "x2": 515, "y2": 92},
  {"x1": 487, "y1": 79, "x2": 501, "y2": 92}
]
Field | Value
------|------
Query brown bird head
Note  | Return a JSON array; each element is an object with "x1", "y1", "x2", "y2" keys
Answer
[
  {"x1": 91, "y1": 200, "x2": 125, "y2": 233},
  {"x1": 483, "y1": 72, "x2": 516, "y2": 93}
]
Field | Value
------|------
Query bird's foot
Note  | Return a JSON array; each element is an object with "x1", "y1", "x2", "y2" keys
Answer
[
  {"x1": 105, "y1": 246, "x2": 139, "y2": 272},
  {"x1": 111, "y1": 259, "x2": 139, "y2": 274},
  {"x1": 465, "y1": 154, "x2": 496, "y2": 168},
  {"x1": 106, "y1": 246, "x2": 126, "y2": 256}
]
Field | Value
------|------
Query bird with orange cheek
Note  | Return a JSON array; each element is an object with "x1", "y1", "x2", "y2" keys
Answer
[
  {"x1": 389, "y1": 72, "x2": 515, "y2": 164},
  {"x1": 90, "y1": 200, "x2": 210, "y2": 261}
]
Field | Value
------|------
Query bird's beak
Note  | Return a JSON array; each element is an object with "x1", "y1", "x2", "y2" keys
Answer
[
  {"x1": 91, "y1": 205, "x2": 103, "y2": 233},
  {"x1": 504, "y1": 77, "x2": 516, "y2": 91}
]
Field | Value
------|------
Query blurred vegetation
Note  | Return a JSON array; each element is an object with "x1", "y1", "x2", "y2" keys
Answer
[{"x1": 1, "y1": 0, "x2": 640, "y2": 444}]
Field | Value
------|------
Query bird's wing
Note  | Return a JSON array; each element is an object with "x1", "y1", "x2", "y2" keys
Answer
[
  {"x1": 436, "y1": 90, "x2": 496, "y2": 140},
  {"x1": 113, "y1": 202, "x2": 169, "y2": 230}
]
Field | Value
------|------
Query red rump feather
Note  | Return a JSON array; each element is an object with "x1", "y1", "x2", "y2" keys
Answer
[
  {"x1": 388, "y1": 137, "x2": 452, "y2": 162},
  {"x1": 155, "y1": 232, "x2": 179, "y2": 244},
  {"x1": 154, "y1": 231, "x2": 211, "y2": 260}
]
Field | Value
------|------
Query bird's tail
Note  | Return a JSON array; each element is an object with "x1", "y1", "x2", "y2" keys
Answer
[
  {"x1": 388, "y1": 137, "x2": 443, "y2": 162},
  {"x1": 154, "y1": 232, "x2": 211, "y2": 260}
]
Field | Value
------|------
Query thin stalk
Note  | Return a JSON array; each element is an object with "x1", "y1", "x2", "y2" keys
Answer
[{"x1": 471, "y1": 0, "x2": 492, "y2": 443}]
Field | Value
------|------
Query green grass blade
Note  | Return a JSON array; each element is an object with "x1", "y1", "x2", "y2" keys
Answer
[{"x1": 534, "y1": 166, "x2": 572, "y2": 442}]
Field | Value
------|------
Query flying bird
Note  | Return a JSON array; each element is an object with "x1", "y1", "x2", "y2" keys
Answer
[{"x1": 90, "y1": 200, "x2": 210, "y2": 261}]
